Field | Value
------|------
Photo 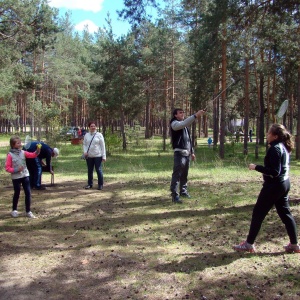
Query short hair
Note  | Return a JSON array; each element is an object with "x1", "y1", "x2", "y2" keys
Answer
[
  {"x1": 172, "y1": 108, "x2": 184, "y2": 117},
  {"x1": 53, "y1": 148, "x2": 59, "y2": 157},
  {"x1": 10, "y1": 136, "x2": 20, "y2": 148},
  {"x1": 88, "y1": 121, "x2": 96, "y2": 128}
]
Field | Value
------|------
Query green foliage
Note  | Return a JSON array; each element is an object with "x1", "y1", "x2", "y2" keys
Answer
[
  {"x1": 104, "y1": 129, "x2": 122, "y2": 155},
  {"x1": 124, "y1": 123, "x2": 142, "y2": 146}
]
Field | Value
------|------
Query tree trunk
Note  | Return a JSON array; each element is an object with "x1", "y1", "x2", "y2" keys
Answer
[
  {"x1": 296, "y1": 66, "x2": 300, "y2": 159},
  {"x1": 145, "y1": 92, "x2": 151, "y2": 138},
  {"x1": 219, "y1": 37, "x2": 227, "y2": 159},
  {"x1": 243, "y1": 57, "x2": 249, "y2": 155}
]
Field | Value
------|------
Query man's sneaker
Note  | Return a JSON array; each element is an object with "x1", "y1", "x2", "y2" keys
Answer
[
  {"x1": 233, "y1": 241, "x2": 256, "y2": 253},
  {"x1": 84, "y1": 185, "x2": 92, "y2": 189},
  {"x1": 34, "y1": 185, "x2": 46, "y2": 190},
  {"x1": 11, "y1": 210, "x2": 18, "y2": 218},
  {"x1": 284, "y1": 243, "x2": 300, "y2": 253},
  {"x1": 26, "y1": 211, "x2": 36, "y2": 219},
  {"x1": 171, "y1": 194, "x2": 183, "y2": 204},
  {"x1": 180, "y1": 192, "x2": 191, "y2": 198}
]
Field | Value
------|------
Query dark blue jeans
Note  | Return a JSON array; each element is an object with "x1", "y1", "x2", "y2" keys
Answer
[
  {"x1": 247, "y1": 179, "x2": 298, "y2": 244},
  {"x1": 12, "y1": 176, "x2": 32, "y2": 212},
  {"x1": 170, "y1": 151, "x2": 190, "y2": 196},
  {"x1": 26, "y1": 157, "x2": 42, "y2": 188},
  {"x1": 86, "y1": 157, "x2": 103, "y2": 187}
]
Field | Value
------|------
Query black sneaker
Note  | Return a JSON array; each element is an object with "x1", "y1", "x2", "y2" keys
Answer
[
  {"x1": 34, "y1": 186, "x2": 46, "y2": 190},
  {"x1": 98, "y1": 185, "x2": 103, "y2": 190},
  {"x1": 180, "y1": 192, "x2": 191, "y2": 198},
  {"x1": 84, "y1": 185, "x2": 92, "y2": 189},
  {"x1": 172, "y1": 194, "x2": 182, "y2": 204}
]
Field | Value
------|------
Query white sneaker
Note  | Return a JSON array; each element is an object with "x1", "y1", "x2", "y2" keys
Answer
[
  {"x1": 26, "y1": 211, "x2": 36, "y2": 219},
  {"x1": 11, "y1": 210, "x2": 18, "y2": 218}
]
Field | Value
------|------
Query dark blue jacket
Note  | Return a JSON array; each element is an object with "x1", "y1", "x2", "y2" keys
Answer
[{"x1": 23, "y1": 141, "x2": 53, "y2": 172}]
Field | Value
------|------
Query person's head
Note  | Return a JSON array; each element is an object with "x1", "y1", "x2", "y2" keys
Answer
[
  {"x1": 10, "y1": 136, "x2": 22, "y2": 149},
  {"x1": 267, "y1": 124, "x2": 294, "y2": 153},
  {"x1": 52, "y1": 148, "x2": 59, "y2": 158},
  {"x1": 172, "y1": 108, "x2": 185, "y2": 121},
  {"x1": 88, "y1": 121, "x2": 97, "y2": 133}
]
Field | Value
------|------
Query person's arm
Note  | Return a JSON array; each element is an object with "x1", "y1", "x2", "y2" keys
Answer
[
  {"x1": 83, "y1": 134, "x2": 89, "y2": 154},
  {"x1": 171, "y1": 115, "x2": 196, "y2": 130},
  {"x1": 171, "y1": 110, "x2": 205, "y2": 131},
  {"x1": 45, "y1": 150, "x2": 52, "y2": 172},
  {"x1": 5, "y1": 153, "x2": 16, "y2": 173},
  {"x1": 249, "y1": 147, "x2": 282, "y2": 177},
  {"x1": 99, "y1": 133, "x2": 106, "y2": 161},
  {"x1": 24, "y1": 150, "x2": 39, "y2": 159}
]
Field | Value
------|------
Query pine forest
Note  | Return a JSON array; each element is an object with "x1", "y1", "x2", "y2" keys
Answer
[{"x1": 0, "y1": 0, "x2": 299, "y2": 158}]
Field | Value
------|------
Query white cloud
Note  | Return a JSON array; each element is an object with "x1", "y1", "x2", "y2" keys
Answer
[
  {"x1": 75, "y1": 20, "x2": 99, "y2": 33},
  {"x1": 49, "y1": 0, "x2": 104, "y2": 13}
]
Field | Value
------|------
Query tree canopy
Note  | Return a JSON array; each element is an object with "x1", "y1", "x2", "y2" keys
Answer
[{"x1": 0, "y1": 0, "x2": 299, "y2": 156}]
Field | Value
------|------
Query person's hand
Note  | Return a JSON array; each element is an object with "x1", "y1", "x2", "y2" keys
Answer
[
  {"x1": 102, "y1": 158, "x2": 106, "y2": 162},
  {"x1": 35, "y1": 143, "x2": 41, "y2": 155},
  {"x1": 194, "y1": 109, "x2": 206, "y2": 118},
  {"x1": 249, "y1": 163, "x2": 256, "y2": 170},
  {"x1": 50, "y1": 170, "x2": 54, "y2": 175},
  {"x1": 191, "y1": 154, "x2": 196, "y2": 161},
  {"x1": 18, "y1": 165, "x2": 24, "y2": 172}
]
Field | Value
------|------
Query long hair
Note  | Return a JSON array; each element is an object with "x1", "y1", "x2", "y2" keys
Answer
[{"x1": 269, "y1": 124, "x2": 294, "y2": 153}]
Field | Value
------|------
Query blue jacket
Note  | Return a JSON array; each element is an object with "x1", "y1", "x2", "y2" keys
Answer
[{"x1": 23, "y1": 141, "x2": 53, "y2": 172}]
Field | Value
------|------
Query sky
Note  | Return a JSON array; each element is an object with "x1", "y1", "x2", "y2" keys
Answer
[{"x1": 48, "y1": 0, "x2": 160, "y2": 37}]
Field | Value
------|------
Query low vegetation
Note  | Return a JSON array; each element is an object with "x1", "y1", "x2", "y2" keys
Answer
[{"x1": 0, "y1": 135, "x2": 300, "y2": 300}]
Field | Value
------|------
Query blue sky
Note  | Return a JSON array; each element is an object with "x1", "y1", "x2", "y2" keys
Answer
[{"x1": 48, "y1": 0, "x2": 161, "y2": 37}]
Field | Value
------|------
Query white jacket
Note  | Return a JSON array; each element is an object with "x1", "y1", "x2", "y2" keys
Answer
[{"x1": 83, "y1": 132, "x2": 106, "y2": 159}]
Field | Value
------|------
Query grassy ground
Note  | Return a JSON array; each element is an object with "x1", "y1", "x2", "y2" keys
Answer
[{"x1": 0, "y1": 134, "x2": 300, "y2": 300}]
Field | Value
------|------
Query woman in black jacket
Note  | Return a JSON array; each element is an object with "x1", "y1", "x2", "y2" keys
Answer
[{"x1": 233, "y1": 124, "x2": 299, "y2": 253}]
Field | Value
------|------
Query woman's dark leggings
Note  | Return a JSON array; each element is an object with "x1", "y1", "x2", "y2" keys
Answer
[
  {"x1": 247, "y1": 179, "x2": 298, "y2": 245},
  {"x1": 12, "y1": 176, "x2": 32, "y2": 213}
]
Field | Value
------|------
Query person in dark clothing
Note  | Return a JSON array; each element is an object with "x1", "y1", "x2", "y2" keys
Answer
[
  {"x1": 24, "y1": 141, "x2": 59, "y2": 190},
  {"x1": 170, "y1": 108, "x2": 205, "y2": 203},
  {"x1": 233, "y1": 124, "x2": 299, "y2": 253},
  {"x1": 249, "y1": 128, "x2": 253, "y2": 142}
]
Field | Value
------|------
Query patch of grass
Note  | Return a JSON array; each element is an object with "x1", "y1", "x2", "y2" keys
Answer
[{"x1": 0, "y1": 134, "x2": 300, "y2": 300}]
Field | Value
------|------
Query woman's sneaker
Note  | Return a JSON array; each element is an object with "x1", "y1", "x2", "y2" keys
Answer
[
  {"x1": 11, "y1": 210, "x2": 18, "y2": 218},
  {"x1": 233, "y1": 241, "x2": 256, "y2": 253},
  {"x1": 284, "y1": 243, "x2": 300, "y2": 253},
  {"x1": 26, "y1": 211, "x2": 36, "y2": 219}
]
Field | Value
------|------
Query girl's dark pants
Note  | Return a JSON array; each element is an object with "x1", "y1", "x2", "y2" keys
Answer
[
  {"x1": 247, "y1": 179, "x2": 298, "y2": 245},
  {"x1": 86, "y1": 157, "x2": 103, "y2": 187},
  {"x1": 12, "y1": 176, "x2": 32, "y2": 213}
]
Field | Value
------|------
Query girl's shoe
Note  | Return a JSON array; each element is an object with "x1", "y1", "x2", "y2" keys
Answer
[
  {"x1": 11, "y1": 210, "x2": 18, "y2": 218},
  {"x1": 26, "y1": 211, "x2": 36, "y2": 219},
  {"x1": 284, "y1": 243, "x2": 300, "y2": 253},
  {"x1": 233, "y1": 241, "x2": 256, "y2": 253}
]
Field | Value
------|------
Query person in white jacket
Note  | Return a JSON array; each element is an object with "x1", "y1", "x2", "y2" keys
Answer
[{"x1": 83, "y1": 121, "x2": 106, "y2": 190}]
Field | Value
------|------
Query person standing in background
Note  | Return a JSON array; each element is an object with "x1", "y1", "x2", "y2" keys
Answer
[
  {"x1": 249, "y1": 128, "x2": 253, "y2": 142},
  {"x1": 83, "y1": 121, "x2": 106, "y2": 190},
  {"x1": 170, "y1": 108, "x2": 206, "y2": 204}
]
